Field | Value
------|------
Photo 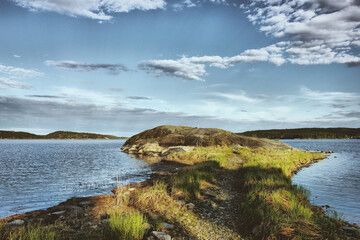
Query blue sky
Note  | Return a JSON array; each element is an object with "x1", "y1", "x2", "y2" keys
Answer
[{"x1": 0, "y1": 0, "x2": 359, "y2": 136}]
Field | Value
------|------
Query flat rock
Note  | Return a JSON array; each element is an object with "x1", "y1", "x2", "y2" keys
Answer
[
  {"x1": 6, "y1": 219, "x2": 25, "y2": 226},
  {"x1": 152, "y1": 231, "x2": 171, "y2": 240},
  {"x1": 79, "y1": 200, "x2": 92, "y2": 205},
  {"x1": 52, "y1": 210, "x2": 66, "y2": 215}
]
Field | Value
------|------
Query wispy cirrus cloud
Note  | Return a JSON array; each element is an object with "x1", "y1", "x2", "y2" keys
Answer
[
  {"x1": 299, "y1": 86, "x2": 360, "y2": 102},
  {"x1": 211, "y1": 91, "x2": 260, "y2": 104},
  {"x1": 45, "y1": 60, "x2": 129, "y2": 75},
  {"x1": 0, "y1": 64, "x2": 43, "y2": 79},
  {"x1": 0, "y1": 77, "x2": 32, "y2": 89},
  {"x1": 11, "y1": 0, "x2": 166, "y2": 20},
  {"x1": 107, "y1": 88, "x2": 124, "y2": 92},
  {"x1": 25, "y1": 95, "x2": 63, "y2": 99},
  {"x1": 126, "y1": 96, "x2": 152, "y2": 100}
]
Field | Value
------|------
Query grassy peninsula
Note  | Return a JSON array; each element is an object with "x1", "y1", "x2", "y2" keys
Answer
[
  {"x1": 1, "y1": 126, "x2": 359, "y2": 240},
  {"x1": 239, "y1": 127, "x2": 360, "y2": 139},
  {"x1": 0, "y1": 130, "x2": 125, "y2": 139}
]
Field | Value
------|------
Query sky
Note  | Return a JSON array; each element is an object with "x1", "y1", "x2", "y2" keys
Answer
[{"x1": 0, "y1": 0, "x2": 359, "y2": 136}]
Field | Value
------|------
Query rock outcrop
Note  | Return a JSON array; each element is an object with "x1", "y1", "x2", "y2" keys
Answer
[{"x1": 121, "y1": 125, "x2": 293, "y2": 156}]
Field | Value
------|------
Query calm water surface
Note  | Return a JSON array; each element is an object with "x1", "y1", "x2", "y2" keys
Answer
[
  {"x1": 0, "y1": 139, "x2": 152, "y2": 218},
  {"x1": 283, "y1": 139, "x2": 360, "y2": 225}
]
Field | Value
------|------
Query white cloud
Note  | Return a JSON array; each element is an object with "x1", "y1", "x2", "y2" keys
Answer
[
  {"x1": 0, "y1": 77, "x2": 32, "y2": 89},
  {"x1": 141, "y1": 0, "x2": 360, "y2": 81},
  {"x1": 139, "y1": 57, "x2": 207, "y2": 81},
  {"x1": 211, "y1": 91, "x2": 260, "y2": 104},
  {"x1": 0, "y1": 64, "x2": 43, "y2": 79},
  {"x1": 12, "y1": 0, "x2": 166, "y2": 20},
  {"x1": 140, "y1": 44, "x2": 286, "y2": 80},
  {"x1": 13, "y1": 55, "x2": 21, "y2": 58},
  {"x1": 243, "y1": 0, "x2": 360, "y2": 65}
]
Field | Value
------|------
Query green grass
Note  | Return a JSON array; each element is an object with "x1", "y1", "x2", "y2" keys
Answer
[
  {"x1": 1, "y1": 223, "x2": 58, "y2": 240},
  {"x1": 108, "y1": 211, "x2": 147, "y2": 240},
  {"x1": 166, "y1": 146, "x2": 351, "y2": 239},
  {"x1": 170, "y1": 161, "x2": 218, "y2": 200},
  {"x1": 133, "y1": 180, "x2": 174, "y2": 212},
  {"x1": 235, "y1": 148, "x2": 348, "y2": 239}
]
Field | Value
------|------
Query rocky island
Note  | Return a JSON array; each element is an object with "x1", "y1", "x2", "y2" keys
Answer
[
  {"x1": 121, "y1": 125, "x2": 292, "y2": 157},
  {"x1": 1, "y1": 126, "x2": 359, "y2": 240}
]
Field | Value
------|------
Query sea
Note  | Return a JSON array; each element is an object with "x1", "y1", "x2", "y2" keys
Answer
[
  {"x1": 0, "y1": 139, "x2": 152, "y2": 218},
  {"x1": 283, "y1": 139, "x2": 360, "y2": 225},
  {"x1": 0, "y1": 139, "x2": 359, "y2": 225}
]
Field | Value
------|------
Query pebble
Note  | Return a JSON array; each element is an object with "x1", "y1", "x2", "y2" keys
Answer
[
  {"x1": 176, "y1": 200, "x2": 186, "y2": 205},
  {"x1": 101, "y1": 219, "x2": 109, "y2": 224},
  {"x1": 6, "y1": 219, "x2": 25, "y2": 226},
  {"x1": 79, "y1": 200, "x2": 92, "y2": 205},
  {"x1": 152, "y1": 231, "x2": 172, "y2": 240},
  {"x1": 162, "y1": 222, "x2": 174, "y2": 229},
  {"x1": 186, "y1": 203, "x2": 195, "y2": 209},
  {"x1": 52, "y1": 210, "x2": 66, "y2": 215}
]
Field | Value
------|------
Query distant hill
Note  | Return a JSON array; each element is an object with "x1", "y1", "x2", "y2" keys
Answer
[
  {"x1": 0, "y1": 130, "x2": 127, "y2": 139},
  {"x1": 238, "y1": 128, "x2": 360, "y2": 139}
]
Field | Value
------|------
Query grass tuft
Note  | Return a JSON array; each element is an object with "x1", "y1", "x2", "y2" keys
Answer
[{"x1": 108, "y1": 211, "x2": 147, "y2": 240}]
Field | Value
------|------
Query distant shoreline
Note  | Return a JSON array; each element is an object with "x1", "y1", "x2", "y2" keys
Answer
[
  {"x1": 239, "y1": 127, "x2": 360, "y2": 139},
  {"x1": 0, "y1": 130, "x2": 128, "y2": 140}
]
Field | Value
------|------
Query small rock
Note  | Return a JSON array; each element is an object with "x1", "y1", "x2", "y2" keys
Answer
[
  {"x1": 176, "y1": 200, "x2": 185, "y2": 206},
  {"x1": 79, "y1": 200, "x2": 92, "y2": 205},
  {"x1": 147, "y1": 236, "x2": 155, "y2": 240},
  {"x1": 52, "y1": 210, "x2": 66, "y2": 215},
  {"x1": 143, "y1": 223, "x2": 152, "y2": 229},
  {"x1": 162, "y1": 222, "x2": 174, "y2": 229},
  {"x1": 152, "y1": 231, "x2": 171, "y2": 240},
  {"x1": 102, "y1": 219, "x2": 109, "y2": 224},
  {"x1": 186, "y1": 203, "x2": 195, "y2": 210},
  {"x1": 68, "y1": 206, "x2": 83, "y2": 211},
  {"x1": 7, "y1": 219, "x2": 25, "y2": 226},
  {"x1": 211, "y1": 201, "x2": 218, "y2": 209}
]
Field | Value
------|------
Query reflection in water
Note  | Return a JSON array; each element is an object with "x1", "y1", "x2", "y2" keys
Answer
[{"x1": 283, "y1": 139, "x2": 360, "y2": 225}]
